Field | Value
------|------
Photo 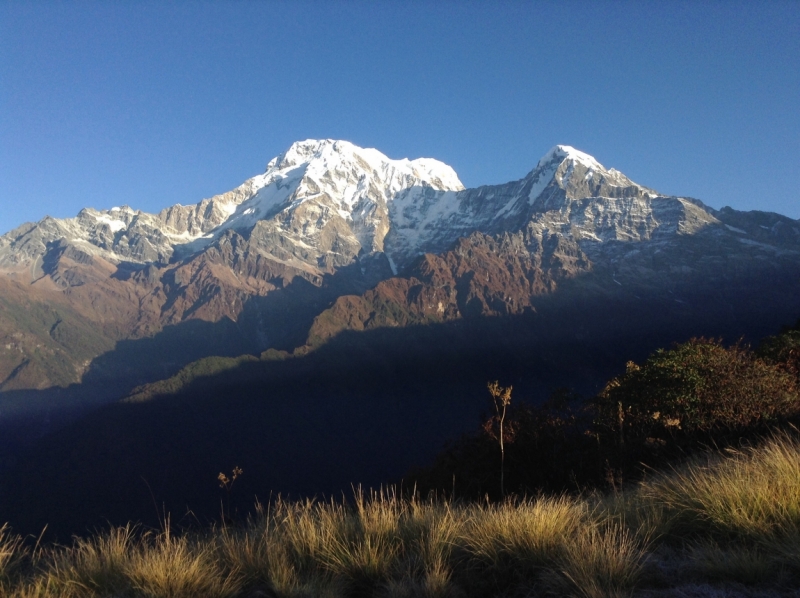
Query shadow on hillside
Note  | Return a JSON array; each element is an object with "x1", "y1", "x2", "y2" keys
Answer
[
  {"x1": 3, "y1": 223, "x2": 800, "y2": 538},
  {"x1": 2, "y1": 273, "x2": 798, "y2": 539},
  {"x1": 0, "y1": 258, "x2": 395, "y2": 453},
  {"x1": 235, "y1": 261, "x2": 382, "y2": 353},
  {"x1": 83, "y1": 318, "x2": 255, "y2": 387},
  {"x1": 0, "y1": 318, "x2": 257, "y2": 452},
  {"x1": 81, "y1": 255, "x2": 396, "y2": 390}
]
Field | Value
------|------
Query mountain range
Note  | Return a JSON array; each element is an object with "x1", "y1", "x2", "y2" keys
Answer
[
  {"x1": 3, "y1": 139, "x2": 797, "y2": 394},
  {"x1": 1, "y1": 139, "x2": 799, "y2": 535}
]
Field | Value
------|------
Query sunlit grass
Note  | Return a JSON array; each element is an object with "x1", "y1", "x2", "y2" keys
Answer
[
  {"x1": 455, "y1": 495, "x2": 585, "y2": 594},
  {"x1": 540, "y1": 522, "x2": 650, "y2": 598},
  {"x1": 634, "y1": 431, "x2": 800, "y2": 544},
  {"x1": 46, "y1": 524, "x2": 135, "y2": 595},
  {"x1": 0, "y1": 523, "x2": 26, "y2": 589},
  {"x1": 5, "y1": 432, "x2": 800, "y2": 596}
]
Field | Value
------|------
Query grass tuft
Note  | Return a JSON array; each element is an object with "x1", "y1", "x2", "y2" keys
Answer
[
  {"x1": 124, "y1": 528, "x2": 240, "y2": 598},
  {"x1": 0, "y1": 523, "x2": 26, "y2": 589},
  {"x1": 541, "y1": 522, "x2": 650, "y2": 598},
  {"x1": 634, "y1": 432, "x2": 800, "y2": 544},
  {"x1": 47, "y1": 524, "x2": 136, "y2": 596},
  {"x1": 456, "y1": 495, "x2": 585, "y2": 594}
]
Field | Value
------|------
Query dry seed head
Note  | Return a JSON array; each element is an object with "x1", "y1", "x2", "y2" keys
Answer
[{"x1": 487, "y1": 381, "x2": 513, "y2": 409}]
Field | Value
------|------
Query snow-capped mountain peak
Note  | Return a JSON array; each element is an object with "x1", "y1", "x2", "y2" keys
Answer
[
  {"x1": 539, "y1": 145, "x2": 604, "y2": 171},
  {"x1": 0, "y1": 140, "x2": 743, "y2": 283},
  {"x1": 265, "y1": 139, "x2": 463, "y2": 192},
  {"x1": 0, "y1": 140, "x2": 470, "y2": 275},
  {"x1": 205, "y1": 140, "x2": 467, "y2": 272}
]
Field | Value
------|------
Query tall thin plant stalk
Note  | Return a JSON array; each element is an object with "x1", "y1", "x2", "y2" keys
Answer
[
  {"x1": 218, "y1": 466, "x2": 243, "y2": 525},
  {"x1": 488, "y1": 381, "x2": 513, "y2": 496}
]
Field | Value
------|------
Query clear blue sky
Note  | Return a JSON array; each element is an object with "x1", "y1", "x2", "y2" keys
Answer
[{"x1": 1, "y1": 1, "x2": 798, "y2": 235}]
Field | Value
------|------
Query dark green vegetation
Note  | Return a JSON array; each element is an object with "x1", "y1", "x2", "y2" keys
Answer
[{"x1": 415, "y1": 325, "x2": 800, "y2": 500}]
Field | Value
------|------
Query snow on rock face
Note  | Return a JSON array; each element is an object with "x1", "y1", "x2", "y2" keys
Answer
[
  {"x1": 501, "y1": 145, "x2": 721, "y2": 253},
  {"x1": 0, "y1": 139, "x2": 750, "y2": 279},
  {"x1": 387, "y1": 143, "x2": 719, "y2": 265},
  {"x1": 540, "y1": 145, "x2": 604, "y2": 171},
  {"x1": 0, "y1": 140, "x2": 465, "y2": 273},
  {"x1": 209, "y1": 139, "x2": 466, "y2": 271},
  {"x1": 266, "y1": 139, "x2": 463, "y2": 191}
]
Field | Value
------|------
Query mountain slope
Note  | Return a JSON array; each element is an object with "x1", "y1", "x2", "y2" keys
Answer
[
  {"x1": 0, "y1": 139, "x2": 798, "y2": 402},
  {"x1": 2, "y1": 140, "x2": 800, "y2": 536},
  {"x1": 0, "y1": 140, "x2": 467, "y2": 390}
]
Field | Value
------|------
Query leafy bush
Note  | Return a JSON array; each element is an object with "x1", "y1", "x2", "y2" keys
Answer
[
  {"x1": 757, "y1": 318, "x2": 800, "y2": 377},
  {"x1": 416, "y1": 335, "x2": 800, "y2": 498},
  {"x1": 593, "y1": 338, "x2": 800, "y2": 452}
]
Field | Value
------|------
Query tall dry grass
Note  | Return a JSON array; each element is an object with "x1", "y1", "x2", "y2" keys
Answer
[
  {"x1": 455, "y1": 495, "x2": 586, "y2": 594},
  {"x1": 5, "y1": 432, "x2": 800, "y2": 597},
  {"x1": 30, "y1": 524, "x2": 240, "y2": 598},
  {"x1": 541, "y1": 522, "x2": 650, "y2": 598},
  {"x1": 0, "y1": 522, "x2": 26, "y2": 589},
  {"x1": 633, "y1": 432, "x2": 800, "y2": 542},
  {"x1": 46, "y1": 524, "x2": 135, "y2": 595}
]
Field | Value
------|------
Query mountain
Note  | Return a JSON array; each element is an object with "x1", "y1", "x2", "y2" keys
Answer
[
  {"x1": 0, "y1": 141, "x2": 457, "y2": 390},
  {"x1": 1, "y1": 139, "x2": 799, "y2": 396},
  {"x1": 2, "y1": 139, "x2": 800, "y2": 536},
  {"x1": 0, "y1": 139, "x2": 467, "y2": 271}
]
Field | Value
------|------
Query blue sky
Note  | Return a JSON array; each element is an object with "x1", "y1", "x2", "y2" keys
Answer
[{"x1": 1, "y1": 1, "x2": 798, "y2": 235}]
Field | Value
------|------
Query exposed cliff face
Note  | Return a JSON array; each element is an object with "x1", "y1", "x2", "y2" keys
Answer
[
  {"x1": 302, "y1": 146, "x2": 800, "y2": 352},
  {"x1": 0, "y1": 140, "x2": 465, "y2": 275},
  {"x1": 0, "y1": 142, "x2": 734, "y2": 280},
  {"x1": 307, "y1": 227, "x2": 591, "y2": 345},
  {"x1": 0, "y1": 140, "x2": 798, "y2": 394},
  {"x1": 307, "y1": 217, "x2": 800, "y2": 354}
]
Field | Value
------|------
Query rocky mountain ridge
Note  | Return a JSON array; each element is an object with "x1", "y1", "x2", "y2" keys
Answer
[
  {"x1": 2, "y1": 140, "x2": 756, "y2": 280},
  {"x1": 0, "y1": 140, "x2": 466, "y2": 275},
  {"x1": 0, "y1": 139, "x2": 798, "y2": 397}
]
